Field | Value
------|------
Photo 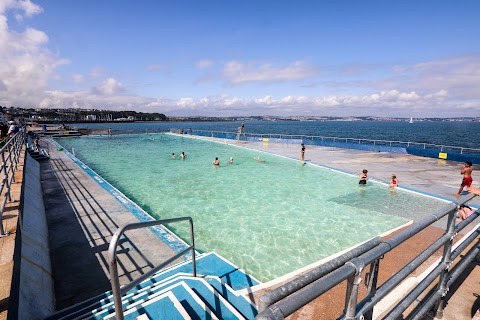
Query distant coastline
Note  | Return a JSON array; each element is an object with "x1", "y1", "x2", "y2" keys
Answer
[{"x1": 36, "y1": 116, "x2": 480, "y2": 124}]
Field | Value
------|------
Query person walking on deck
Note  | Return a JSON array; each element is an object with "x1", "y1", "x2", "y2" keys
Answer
[
  {"x1": 454, "y1": 162, "x2": 473, "y2": 196},
  {"x1": 301, "y1": 143, "x2": 305, "y2": 162}
]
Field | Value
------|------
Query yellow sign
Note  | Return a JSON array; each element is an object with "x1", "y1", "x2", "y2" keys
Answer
[
  {"x1": 438, "y1": 152, "x2": 447, "y2": 159},
  {"x1": 263, "y1": 138, "x2": 269, "y2": 142}
]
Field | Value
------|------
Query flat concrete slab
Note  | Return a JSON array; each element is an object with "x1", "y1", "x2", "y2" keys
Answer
[{"x1": 40, "y1": 140, "x2": 180, "y2": 310}]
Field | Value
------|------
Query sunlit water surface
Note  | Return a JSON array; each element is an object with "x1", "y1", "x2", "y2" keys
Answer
[{"x1": 56, "y1": 134, "x2": 447, "y2": 281}]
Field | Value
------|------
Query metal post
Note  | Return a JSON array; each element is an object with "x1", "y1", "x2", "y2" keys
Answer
[
  {"x1": 344, "y1": 263, "x2": 363, "y2": 319},
  {"x1": 110, "y1": 256, "x2": 124, "y2": 320},
  {"x1": 72, "y1": 147, "x2": 75, "y2": 157},
  {"x1": 1, "y1": 153, "x2": 11, "y2": 201},
  {"x1": 189, "y1": 219, "x2": 196, "y2": 277},
  {"x1": 363, "y1": 259, "x2": 381, "y2": 320},
  {"x1": 433, "y1": 208, "x2": 457, "y2": 319}
]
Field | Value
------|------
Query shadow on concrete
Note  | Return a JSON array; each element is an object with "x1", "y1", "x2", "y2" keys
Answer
[
  {"x1": 41, "y1": 158, "x2": 156, "y2": 310},
  {"x1": 404, "y1": 241, "x2": 480, "y2": 319}
]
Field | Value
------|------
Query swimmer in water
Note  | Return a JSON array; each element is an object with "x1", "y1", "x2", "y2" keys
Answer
[{"x1": 212, "y1": 157, "x2": 220, "y2": 166}]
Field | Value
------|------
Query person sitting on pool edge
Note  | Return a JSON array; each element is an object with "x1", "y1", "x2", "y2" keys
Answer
[
  {"x1": 390, "y1": 174, "x2": 398, "y2": 188},
  {"x1": 359, "y1": 169, "x2": 368, "y2": 185},
  {"x1": 212, "y1": 157, "x2": 220, "y2": 166},
  {"x1": 456, "y1": 204, "x2": 474, "y2": 221}
]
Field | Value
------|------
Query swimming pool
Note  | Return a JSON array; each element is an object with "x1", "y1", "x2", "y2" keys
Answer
[{"x1": 55, "y1": 134, "x2": 447, "y2": 281}]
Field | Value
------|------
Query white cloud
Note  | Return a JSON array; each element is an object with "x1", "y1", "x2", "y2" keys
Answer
[
  {"x1": 0, "y1": 1, "x2": 478, "y2": 118},
  {"x1": 0, "y1": 0, "x2": 42, "y2": 16},
  {"x1": 195, "y1": 59, "x2": 214, "y2": 69},
  {"x1": 72, "y1": 74, "x2": 84, "y2": 83},
  {"x1": 0, "y1": 1, "x2": 69, "y2": 108},
  {"x1": 89, "y1": 67, "x2": 104, "y2": 79},
  {"x1": 92, "y1": 78, "x2": 125, "y2": 95},
  {"x1": 388, "y1": 55, "x2": 480, "y2": 99},
  {"x1": 221, "y1": 60, "x2": 319, "y2": 86}
]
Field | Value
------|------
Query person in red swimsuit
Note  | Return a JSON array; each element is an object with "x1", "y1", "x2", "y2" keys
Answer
[
  {"x1": 455, "y1": 162, "x2": 473, "y2": 196},
  {"x1": 390, "y1": 174, "x2": 398, "y2": 188}
]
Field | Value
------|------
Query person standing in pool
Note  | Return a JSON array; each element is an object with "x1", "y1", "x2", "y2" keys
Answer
[
  {"x1": 212, "y1": 157, "x2": 220, "y2": 166},
  {"x1": 359, "y1": 169, "x2": 368, "y2": 185},
  {"x1": 454, "y1": 162, "x2": 473, "y2": 196},
  {"x1": 389, "y1": 174, "x2": 398, "y2": 188},
  {"x1": 180, "y1": 152, "x2": 186, "y2": 160},
  {"x1": 301, "y1": 143, "x2": 305, "y2": 162},
  {"x1": 171, "y1": 153, "x2": 176, "y2": 159}
]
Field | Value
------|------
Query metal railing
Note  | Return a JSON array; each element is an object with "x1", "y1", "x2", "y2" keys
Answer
[
  {"x1": 188, "y1": 130, "x2": 480, "y2": 155},
  {"x1": 256, "y1": 193, "x2": 479, "y2": 319},
  {"x1": 0, "y1": 131, "x2": 26, "y2": 237},
  {"x1": 108, "y1": 217, "x2": 196, "y2": 320}
]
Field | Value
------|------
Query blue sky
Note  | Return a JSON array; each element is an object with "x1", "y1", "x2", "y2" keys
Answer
[{"x1": 1, "y1": 0, "x2": 479, "y2": 117}]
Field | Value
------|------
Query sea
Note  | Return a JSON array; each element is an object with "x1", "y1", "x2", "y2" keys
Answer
[{"x1": 71, "y1": 120, "x2": 480, "y2": 150}]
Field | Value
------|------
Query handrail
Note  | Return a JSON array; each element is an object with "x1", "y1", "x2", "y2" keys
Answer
[
  {"x1": 257, "y1": 236, "x2": 382, "y2": 312},
  {"x1": 256, "y1": 193, "x2": 479, "y2": 319},
  {"x1": 0, "y1": 130, "x2": 26, "y2": 237},
  {"x1": 189, "y1": 129, "x2": 480, "y2": 155},
  {"x1": 108, "y1": 216, "x2": 196, "y2": 320}
]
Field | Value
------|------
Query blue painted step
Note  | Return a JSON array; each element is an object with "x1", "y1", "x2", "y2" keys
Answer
[
  {"x1": 87, "y1": 275, "x2": 245, "y2": 320},
  {"x1": 43, "y1": 253, "x2": 259, "y2": 320},
  {"x1": 103, "y1": 282, "x2": 219, "y2": 320},
  {"x1": 122, "y1": 292, "x2": 187, "y2": 320},
  {"x1": 205, "y1": 276, "x2": 257, "y2": 319},
  {"x1": 136, "y1": 252, "x2": 260, "y2": 292}
]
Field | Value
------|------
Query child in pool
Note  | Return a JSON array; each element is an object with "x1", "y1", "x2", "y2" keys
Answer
[{"x1": 390, "y1": 174, "x2": 398, "y2": 188}]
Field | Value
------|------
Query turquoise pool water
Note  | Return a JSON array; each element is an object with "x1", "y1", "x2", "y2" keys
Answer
[{"x1": 56, "y1": 134, "x2": 447, "y2": 281}]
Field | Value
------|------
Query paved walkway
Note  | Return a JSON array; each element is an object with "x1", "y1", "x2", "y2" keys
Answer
[
  {"x1": 41, "y1": 140, "x2": 181, "y2": 310},
  {"x1": 0, "y1": 148, "x2": 24, "y2": 320}
]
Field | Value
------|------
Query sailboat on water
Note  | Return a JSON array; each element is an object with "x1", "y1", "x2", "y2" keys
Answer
[{"x1": 409, "y1": 117, "x2": 413, "y2": 124}]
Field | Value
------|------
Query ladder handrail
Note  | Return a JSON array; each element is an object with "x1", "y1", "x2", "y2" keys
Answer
[{"x1": 108, "y1": 216, "x2": 196, "y2": 320}]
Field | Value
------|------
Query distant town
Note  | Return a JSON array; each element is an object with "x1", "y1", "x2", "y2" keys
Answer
[{"x1": 0, "y1": 106, "x2": 479, "y2": 123}]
